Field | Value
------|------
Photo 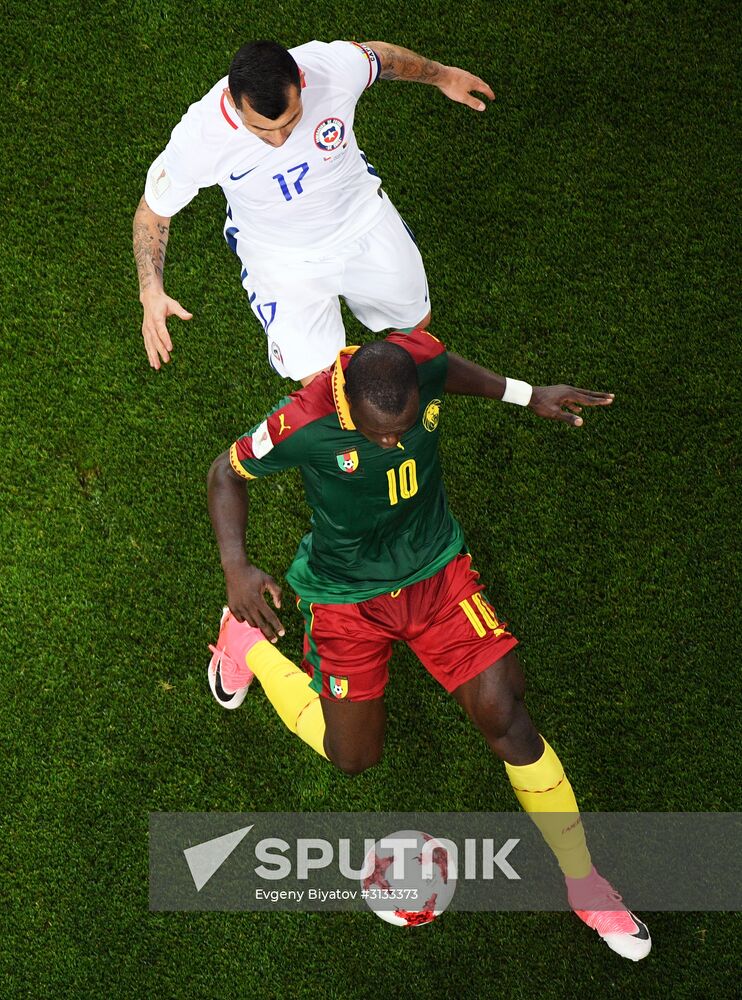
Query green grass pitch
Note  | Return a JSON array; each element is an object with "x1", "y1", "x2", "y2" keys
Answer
[{"x1": 1, "y1": 1, "x2": 739, "y2": 996}]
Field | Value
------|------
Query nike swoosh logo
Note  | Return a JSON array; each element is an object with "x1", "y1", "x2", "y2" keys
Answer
[
  {"x1": 214, "y1": 659, "x2": 234, "y2": 701},
  {"x1": 230, "y1": 167, "x2": 257, "y2": 181}
]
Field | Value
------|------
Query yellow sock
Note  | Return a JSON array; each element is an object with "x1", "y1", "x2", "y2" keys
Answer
[
  {"x1": 246, "y1": 642, "x2": 328, "y2": 759},
  {"x1": 504, "y1": 737, "x2": 592, "y2": 878}
]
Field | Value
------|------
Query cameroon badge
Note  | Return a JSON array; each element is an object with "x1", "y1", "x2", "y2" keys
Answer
[
  {"x1": 329, "y1": 675, "x2": 349, "y2": 699},
  {"x1": 423, "y1": 399, "x2": 441, "y2": 432},
  {"x1": 336, "y1": 450, "x2": 359, "y2": 474}
]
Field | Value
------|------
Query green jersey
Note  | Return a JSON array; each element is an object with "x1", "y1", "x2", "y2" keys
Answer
[{"x1": 229, "y1": 329, "x2": 464, "y2": 603}]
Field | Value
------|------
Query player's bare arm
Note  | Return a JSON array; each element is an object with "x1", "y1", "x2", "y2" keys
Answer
[
  {"x1": 133, "y1": 196, "x2": 192, "y2": 370},
  {"x1": 207, "y1": 451, "x2": 285, "y2": 642},
  {"x1": 363, "y1": 41, "x2": 495, "y2": 111},
  {"x1": 444, "y1": 352, "x2": 614, "y2": 427}
]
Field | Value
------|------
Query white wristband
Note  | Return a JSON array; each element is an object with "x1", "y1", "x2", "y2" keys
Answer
[{"x1": 502, "y1": 377, "x2": 533, "y2": 406}]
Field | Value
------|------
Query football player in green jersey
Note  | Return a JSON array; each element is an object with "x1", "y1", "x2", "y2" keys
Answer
[{"x1": 207, "y1": 329, "x2": 651, "y2": 961}]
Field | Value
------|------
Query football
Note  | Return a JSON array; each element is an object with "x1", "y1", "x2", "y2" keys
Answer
[{"x1": 361, "y1": 829, "x2": 456, "y2": 926}]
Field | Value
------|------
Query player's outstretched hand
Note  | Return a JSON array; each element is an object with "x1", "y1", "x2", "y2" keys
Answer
[
  {"x1": 529, "y1": 386, "x2": 615, "y2": 427},
  {"x1": 225, "y1": 563, "x2": 285, "y2": 643},
  {"x1": 140, "y1": 290, "x2": 193, "y2": 370},
  {"x1": 438, "y1": 66, "x2": 495, "y2": 111}
]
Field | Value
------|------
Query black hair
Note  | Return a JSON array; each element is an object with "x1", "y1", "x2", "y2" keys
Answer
[
  {"x1": 345, "y1": 342, "x2": 419, "y2": 415},
  {"x1": 228, "y1": 41, "x2": 301, "y2": 119}
]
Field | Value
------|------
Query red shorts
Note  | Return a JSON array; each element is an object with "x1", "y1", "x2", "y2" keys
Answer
[{"x1": 296, "y1": 554, "x2": 518, "y2": 701}]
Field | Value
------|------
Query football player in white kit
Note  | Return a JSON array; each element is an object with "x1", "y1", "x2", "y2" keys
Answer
[{"x1": 134, "y1": 40, "x2": 494, "y2": 383}]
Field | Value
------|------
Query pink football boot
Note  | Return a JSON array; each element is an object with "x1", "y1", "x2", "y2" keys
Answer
[
  {"x1": 207, "y1": 607, "x2": 264, "y2": 709},
  {"x1": 567, "y1": 867, "x2": 651, "y2": 961}
]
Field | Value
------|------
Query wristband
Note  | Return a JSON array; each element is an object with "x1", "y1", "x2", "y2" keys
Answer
[{"x1": 502, "y1": 378, "x2": 533, "y2": 406}]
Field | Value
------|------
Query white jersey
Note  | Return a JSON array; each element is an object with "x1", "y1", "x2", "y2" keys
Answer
[{"x1": 144, "y1": 40, "x2": 385, "y2": 256}]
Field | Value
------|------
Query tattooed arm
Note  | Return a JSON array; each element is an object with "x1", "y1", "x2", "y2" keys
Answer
[
  {"x1": 133, "y1": 196, "x2": 192, "y2": 370},
  {"x1": 363, "y1": 41, "x2": 495, "y2": 111}
]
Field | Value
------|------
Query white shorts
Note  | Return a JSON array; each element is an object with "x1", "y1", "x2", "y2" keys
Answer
[{"x1": 226, "y1": 192, "x2": 430, "y2": 380}]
